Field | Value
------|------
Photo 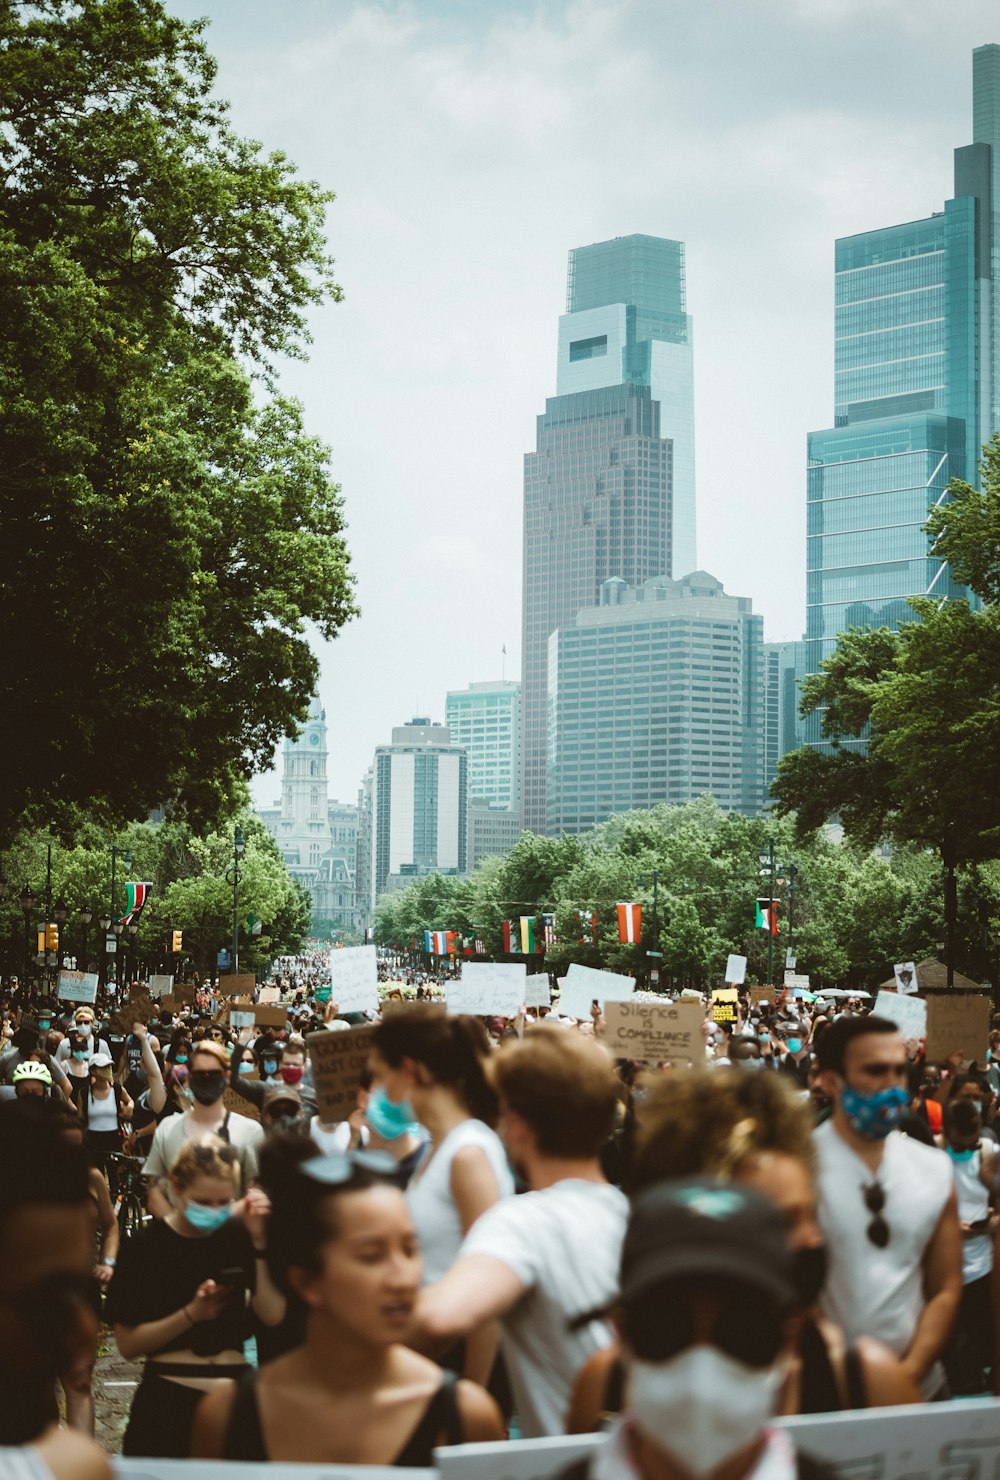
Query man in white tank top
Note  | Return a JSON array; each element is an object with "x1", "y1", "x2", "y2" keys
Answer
[{"x1": 813, "y1": 1015, "x2": 961, "y2": 1400}]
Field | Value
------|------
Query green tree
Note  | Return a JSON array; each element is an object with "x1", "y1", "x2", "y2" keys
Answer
[{"x1": 0, "y1": 0, "x2": 355, "y2": 841}]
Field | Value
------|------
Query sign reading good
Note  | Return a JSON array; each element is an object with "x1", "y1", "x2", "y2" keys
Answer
[
  {"x1": 603, "y1": 1000, "x2": 704, "y2": 1063},
  {"x1": 446, "y1": 962, "x2": 526, "y2": 1017},
  {"x1": 218, "y1": 973, "x2": 257, "y2": 999},
  {"x1": 327, "y1": 946, "x2": 379, "y2": 1015},
  {"x1": 873, "y1": 990, "x2": 927, "y2": 1043},
  {"x1": 57, "y1": 970, "x2": 99, "y2": 1004},
  {"x1": 925, "y1": 993, "x2": 991, "y2": 1064},
  {"x1": 307, "y1": 1024, "x2": 376, "y2": 1124},
  {"x1": 558, "y1": 963, "x2": 635, "y2": 1019},
  {"x1": 711, "y1": 987, "x2": 739, "y2": 1023}
]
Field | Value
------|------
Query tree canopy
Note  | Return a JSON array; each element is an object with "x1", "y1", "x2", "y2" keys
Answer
[{"x1": 0, "y1": 0, "x2": 355, "y2": 841}]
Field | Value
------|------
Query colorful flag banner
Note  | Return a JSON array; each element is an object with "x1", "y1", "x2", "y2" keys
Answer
[
  {"x1": 424, "y1": 930, "x2": 450, "y2": 955},
  {"x1": 576, "y1": 909, "x2": 597, "y2": 944},
  {"x1": 541, "y1": 913, "x2": 556, "y2": 947},
  {"x1": 121, "y1": 881, "x2": 154, "y2": 925},
  {"x1": 502, "y1": 920, "x2": 520, "y2": 954},
  {"x1": 520, "y1": 916, "x2": 537, "y2": 954},
  {"x1": 617, "y1": 902, "x2": 643, "y2": 944},
  {"x1": 755, "y1": 899, "x2": 779, "y2": 937}
]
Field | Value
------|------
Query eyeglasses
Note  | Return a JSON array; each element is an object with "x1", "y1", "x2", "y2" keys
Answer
[
  {"x1": 863, "y1": 1181, "x2": 889, "y2": 1247},
  {"x1": 190, "y1": 1143, "x2": 237, "y2": 1167},
  {"x1": 299, "y1": 1149, "x2": 398, "y2": 1185}
]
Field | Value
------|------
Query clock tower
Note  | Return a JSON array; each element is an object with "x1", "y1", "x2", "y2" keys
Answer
[{"x1": 277, "y1": 694, "x2": 330, "y2": 869}]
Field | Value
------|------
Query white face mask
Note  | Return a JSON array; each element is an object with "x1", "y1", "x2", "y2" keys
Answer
[{"x1": 628, "y1": 1346, "x2": 785, "y2": 1477}]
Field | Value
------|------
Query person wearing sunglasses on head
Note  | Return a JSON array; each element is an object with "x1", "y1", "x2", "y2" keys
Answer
[
  {"x1": 190, "y1": 1136, "x2": 503, "y2": 1463},
  {"x1": 107, "y1": 1136, "x2": 284, "y2": 1458},
  {"x1": 813, "y1": 1016, "x2": 961, "y2": 1400},
  {"x1": 557, "y1": 1178, "x2": 838, "y2": 1480}
]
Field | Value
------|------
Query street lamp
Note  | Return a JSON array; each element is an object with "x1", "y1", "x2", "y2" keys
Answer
[
  {"x1": 638, "y1": 870, "x2": 663, "y2": 990},
  {"x1": 78, "y1": 906, "x2": 93, "y2": 972},
  {"x1": 20, "y1": 885, "x2": 35, "y2": 990},
  {"x1": 128, "y1": 920, "x2": 139, "y2": 986},
  {"x1": 98, "y1": 910, "x2": 112, "y2": 988},
  {"x1": 227, "y1": 825, "x2": 246, "y2": 976},
  {"x1": 757, "y1": 839, "x2": 796, "y2": 989},
  {"x1": 107, "y1": 845, "x2": 133, "y2": 985}
]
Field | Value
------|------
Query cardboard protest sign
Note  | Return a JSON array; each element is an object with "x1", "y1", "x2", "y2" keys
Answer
[
  {"x1": 327, "y1": 946, "x2": 379, "y2": 1015},
  {"x1": 725, "y1": 954, "x2": 747, "y2": 985},
  {"x1": 217, "y1": 973, "x2": 257, "y2": 999},
  {"x1": 173, "y1": 982, "x2": 196, "y2": 1004},
  {"x1": 558, "y1": 963, "x2": 635, "y2": 1019},
  {"x1": 254, "y1": 1005, "x2": 288, "y2": 1028},
  {"x1": 57, "y1": 970, "x2": 98, "y2": 1004},
  {"x1": 748, "y1": 985, "x2": 775, "y2": 1009},
  {"x1": 222, "y1": 1085, "x2": 260, "y2": 1122},
  {"x1": 525, "y1": 976, "x2": 552, "y2": 1009},
  {"x1": 148, "y1": 974, "x2": 174, "y2": 998},
  {"x1": 109, "y1": 995, "x2": 159, "y2": 1035},
  {"x1": 711, "y1": 987, "x2": 739, "y2": 1024},
  {"x1": 873, "y1": 990, "x2": 927, "y2": 1043},
  {"x1": 447, "y1": 962, "x2": 526, "y2": 1016},
  {"x1": 258, "y1": 985, "x2": 281, "y2": 1004},
  {"x1": 307, "y1": 1024, "x2": 376, "y2": 1124},
  {"x1": 893, "y1": 961, "x2": 918, "y2": 995},
  {"x1": 925, "y1": 994, "x2": 991, "y2": 1064},
  {"x1": 603, "y1": 1000, "x2": 704, "y2": 1063}
]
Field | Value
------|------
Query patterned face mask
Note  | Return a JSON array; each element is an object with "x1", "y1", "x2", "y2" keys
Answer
[{"x1": 839, "y1": 1082, "x2": 908, "y2": 1140}]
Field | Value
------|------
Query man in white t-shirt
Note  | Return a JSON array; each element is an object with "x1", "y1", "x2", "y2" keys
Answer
[
  {"x1": 54, "y1": 1007, "x2": 111, "y2": 1064},
  {"x1": 814, "y1": 1014, "x2": 961, "y2": 1399},
  {"x1": 413, "y1": 1031, "x2": 627, "y2": 1436}
]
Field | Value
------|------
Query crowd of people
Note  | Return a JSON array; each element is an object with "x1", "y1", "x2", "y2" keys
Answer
[{"x1": 1, "y1": 965, "x2": 999, "y2": 1480}]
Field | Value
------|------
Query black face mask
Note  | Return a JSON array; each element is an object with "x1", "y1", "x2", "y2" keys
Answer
[
  {"x1": 189, "y1": 1072, "x2": 226, "y2": 1106},
  {"x1": 791, "y1": 1244, "x2": 828, "y2": 1308}
]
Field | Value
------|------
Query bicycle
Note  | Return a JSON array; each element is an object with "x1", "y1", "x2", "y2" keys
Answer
[{"x1": 109, "y1": 1152, "x2": 147, "y2": 1240}]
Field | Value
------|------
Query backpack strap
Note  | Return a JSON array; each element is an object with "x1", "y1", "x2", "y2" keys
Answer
[{"x1": 844, "y1": 1341, "x2": 867, "y2": 1410}]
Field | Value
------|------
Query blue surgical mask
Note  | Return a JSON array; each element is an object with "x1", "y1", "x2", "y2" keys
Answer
[
  {"x1": 365, "y1": 1085, "x2": 416, "y2": 1141},
  {"x1": 72, "y1": 1050, "x2": 88, "y2": 1062},
  {"x1": 175, "y1": 1054, "x2": 188, "y2": 1065},
  {"x1": 947, "y1": 1145, "x2": 977, "y2": 1163},
  {"x1": 238, "y1": 1061, "x2": 254, "y2": 1075},
  {"x1": 840, "y1": 1082, "x2": 908, "y2": 1140},
  {"x1": 185, "y1": 1200, "x2": 232, "y2": 1233},
  {"x1": 786, "y1": 1038, "x2": 803, "y2": 1054}
]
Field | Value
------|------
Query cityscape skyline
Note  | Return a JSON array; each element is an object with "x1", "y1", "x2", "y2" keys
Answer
[{"x1": 157, "y1": 0, "x2": 1000, "y2": 805}]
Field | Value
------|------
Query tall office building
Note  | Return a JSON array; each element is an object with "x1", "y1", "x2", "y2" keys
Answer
[
  {"x1": 805, "y1": 46, "x2": 998, "y2": 731},
  {"x1": 367, "y1": 718, "x2": 468, "y2": 904},
  {"x1": 761, "y1": 639, "x2": 808, "y2": 794},
  {"x1": 445, "y1": 680, "x2": 521, "y2": 812},
  {"x1": 521, "y1": 234, "x2": 693, "y2": 834},
  {"x1": 546, "y1": 573, "x2": 765, "y2": 834}
]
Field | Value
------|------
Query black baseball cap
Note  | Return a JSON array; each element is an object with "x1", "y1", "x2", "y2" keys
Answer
[{"x1": 620, "y1": 1177, "x2": 796, "y2": 1310}]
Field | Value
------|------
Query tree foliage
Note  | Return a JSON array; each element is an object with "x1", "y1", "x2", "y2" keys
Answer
[{"x1": 0, "y1": 0, "x2": 356, "y2": 840}]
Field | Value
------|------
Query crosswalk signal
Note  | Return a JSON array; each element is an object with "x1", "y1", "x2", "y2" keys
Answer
[{"x1": 171, "y1": 929, "x2": 183, "y2": 953}]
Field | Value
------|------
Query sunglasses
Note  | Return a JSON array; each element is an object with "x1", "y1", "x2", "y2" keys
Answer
[
  {"x1": 623, "y1": 1288, "x2": 785, "y2": 1369},
  {"x1": 299, "y1": 1149, "x2": 398, "y2": 1185},
  {"x1": 863, "y1": 1181, "x2": 889, "y2": 1247},
  {"x1": 190, "y1": 1143, "x2": 237, "y2": 1167}
]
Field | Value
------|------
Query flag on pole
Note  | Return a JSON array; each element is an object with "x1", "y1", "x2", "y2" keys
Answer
[
  {"x1": 424, "y1": 930, "x2": 450, "y2": 955},
  {"x1": 502, "y1": 921, "x2": 519, "y2": 954},
  {"x1": 755, "y1": 899, "x2": 779, "y2": 937},
  {"x1": 617, "y1": 902, "x2": 643, "y2": 944},
  {"x1": 121, "y1": 882, "x2": 153, "y2": 925},
  {"x1": 520, "y1": 916, "x2": 542, "y2": 954},
  {"x1": 541, "y1": 913, "x2": 556, "y2": 947}
]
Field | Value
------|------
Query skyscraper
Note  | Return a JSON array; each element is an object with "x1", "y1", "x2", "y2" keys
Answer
[
  {"x1": 804, "y1": 46, "x2": 998, "y2": 732},
  {"x1": 367, "y1": 718, "x2": 468, "y2": 904},
  {"x1": 445, "y1": 680, "x2": 521, "y2": 812},
  {"x1": 521, "y1": 233, "x2": 693, "y2": 834}
]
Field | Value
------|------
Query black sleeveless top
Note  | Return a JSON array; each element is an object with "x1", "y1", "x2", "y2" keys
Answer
[{"x1": 221, "y1": 1367, "x2": 462, "y2": 1466}]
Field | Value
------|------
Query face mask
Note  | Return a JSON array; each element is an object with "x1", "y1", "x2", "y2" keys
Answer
[
  {"x1": 758, "y1": 1032, "x2": 770, "y2": 1045},
  {"x1": 947, "y1": 1145, "x2": 977, "y2": 1162},
  {"x1": 262, "y1": 1060, "x2": 278, "y2": 1077},
  {"x1": 238, "y1": 1061, "x2": 255, "y2": 1075},
  {"x1": 38, "y1": 1020, "x2": 50, "y2": 1032},
  {"x1": 185, "y1": 1200, "x2": 232, "y2": 1233},
  {"x1": 786, "y1": 1038, "x2": 803, "y2": 1054},
  {"x1": 839, "y1": 1082, "x2": 908, "y2": 1140},
  {"x1": 72, "y1": 1050, "x2": 88, "y2": 1062},
  {"x1": 189, "y1": 1072, "x2": 226, "y2": 1106},
  {"x1": 791, "y1": 1244, "x2": 828, "y2": 1307},
  {"x1": 740, "y1": 1057, "x2": 763, "y2": 1072},
  {"x1": 77, "y1": 1026, "x2": 92, "y2": 1039},
  {"x1": 365, "y1": 1084, "x2": 416, "y2": 1140},
  {"x1": 628, "y1": 1346, "x2": 785, "y2": 1476},
  {"x1": 175, "y1": 1054, "x2": 188, "y2": 1065},
  {"x1": 280, "y1": 1065, "x2": 304, "y2": 1085}
]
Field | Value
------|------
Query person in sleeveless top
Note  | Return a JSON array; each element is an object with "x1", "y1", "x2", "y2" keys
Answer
[
  {"x1": 0, "y1": 1100, "x2": 112, "y2": 1480},
  {"x1": 568, "y1": 1069, "x2": 919, "y2": 1433},
  {"x1": 556, "y1": 1179, "x2": 839, "y2": 1480},
  {"x1": 190, "y1": 1135, "x2": 503, "y2": 1462},
  {"x1": 939, "y1": 1098, "x2": 997, "y2": 1392}
]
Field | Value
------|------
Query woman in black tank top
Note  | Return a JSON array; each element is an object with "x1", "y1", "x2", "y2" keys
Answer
[{"x1": 190, "y1": 1135, "x2": 503, "y2": 1462}]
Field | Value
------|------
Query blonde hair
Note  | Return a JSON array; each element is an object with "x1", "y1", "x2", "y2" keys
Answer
[
  {"x1": 189, "y1": 1040, "x2": 231, "y2": 1072},
  {"x1": 170, "y1": 1135, "x2": 242, "y2": 1192}
]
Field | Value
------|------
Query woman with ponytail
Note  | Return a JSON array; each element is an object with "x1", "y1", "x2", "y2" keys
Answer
[{"x1": 370, "y1": 1009, "x2": 513, "y2": 1383}]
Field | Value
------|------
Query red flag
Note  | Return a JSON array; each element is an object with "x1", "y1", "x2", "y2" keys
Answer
[{"x1": 617, "y1": 902, "x2": 643, "y2": 944}]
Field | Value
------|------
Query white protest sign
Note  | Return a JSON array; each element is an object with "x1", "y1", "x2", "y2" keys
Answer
[
  {"x1": 229, "y1": 1010, "x2": 254, "y2": 1029},
  {"x1": 873, "y1": 990, "x2": 927, "y2": 1042},
  {"x1": 602, "y1": 1000, "x2": 704, "y2": 1062},
  {"x1": 725, "y1": 954, "x2": 747, "y2": 985},
  {"x1": 558, "y1": 962, "x2": 635, "y2": 1019},
  {"x1": 57, "y1": 970, "x2": 98, "y2": 1004},
  {"x1": 436, "y1": 1434, "x2": 602, "y2": 1480},
  {"x1": 327, "y1": 946, "x2": 379, "y2": 1014},
  {"x1": 525, "y1": 976, "x2": 552, "y2": 1009},
  {"x1": 446, "y1": 962, "x2": 526, "y2": 1016},
  {"x1": 778, "y1": 1396, "x2": 1000, "y2": 1480},
  {"x1": 893, "y1": 960, "x2": 918, "y2": 994},
  {"x1": 117, "y1": 1462, "x2": 434, "y2": 1480},
  {"x1": 148, "y1": 974, "x2": 174, "y2": 998}
]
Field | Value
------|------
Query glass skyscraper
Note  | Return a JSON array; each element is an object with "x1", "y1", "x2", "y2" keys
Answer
[
  {"x1": 521, "y1": 233, "x2": 695, "y2": 834},
  {"x1": 445, "y1": 680, "x2": 520, "y2": 812},
  {"x1": 805, "y1": 46, "x2": 999, "y2": 730}
]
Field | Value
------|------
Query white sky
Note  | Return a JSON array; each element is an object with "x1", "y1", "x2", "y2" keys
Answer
[{"x1": 164, "y1": 0, "x2": 999, "y2": 806}]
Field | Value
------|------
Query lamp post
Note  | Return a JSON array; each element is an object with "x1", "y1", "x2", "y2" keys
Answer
[
  {"x1": 638, "y1": 870, "x2": 663, "y2": 990},
  {"x1": 785, "y1": 865, "x2": 799, "y2": 963},
  {"x1": 20, "y1": 885, "x2": 36, "y2": 991},
  {"x1": 107, "y1": 845, "x2": 133, "y2": 986},
  {"x1": 98, "y1": 911, "x2": 112, "y2": 989},
  {"x1": 758, "y1": 839, "x2": 796, "y2": 989},
  {"x1": 226, "y1": 826, "x2": 246, "y2": 975},
  {"x1": 128, "y1": 920, "x2": 139, "y2": 987},
  {"x1": 79, "y1": 906, "x2": 93, "y2": 972}
]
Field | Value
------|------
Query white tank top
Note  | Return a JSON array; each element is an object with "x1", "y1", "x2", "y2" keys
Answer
[
  {"x1": 0, "y1": 1448, "x2": 55, "y2": 1480},
  {"x1": 950, "y1": 1146, "x2": 992, "y2": 1284},
  {"x1": 87, "y1": 1088, "x2": 119, "y2": 1131},
  {"x1": 407, "y1": 1118, "x2": 514, "y2": 1283}
]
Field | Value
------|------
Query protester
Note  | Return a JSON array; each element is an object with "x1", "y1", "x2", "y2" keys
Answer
[
  {"x1": 941, "y1": 1097, "x2": 997, "y2": 1393},
  {"x1": 108, "y1": 1136, "x2": 284, "y2": 1456},
  {"x1": 814, "y1": 1016, "x2": 961, "y2": 1399},
  {"x1": 55, "y1": 1008, "x2": 110, "y2": 1064},
  {"x1": 190, "y1": 1138, "x2": 504, "y2": 1460}
]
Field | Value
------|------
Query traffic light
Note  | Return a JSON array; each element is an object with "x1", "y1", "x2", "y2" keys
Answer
[
  {"x1": 45, "y1": 923, "x2": 59, "y2": 952},
  {"x1": 171, "y1": 929, "x2": 183, "y2": 953}
]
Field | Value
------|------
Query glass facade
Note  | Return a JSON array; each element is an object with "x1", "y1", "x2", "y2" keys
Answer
[
  {"x1": 804, "y1": 47, "x2": 998, "y2": 721},
  {"x1": 546, "y1": 574, "x2": 764, "y2": 833},
  {"x1": 445, "y1": 680, "x2": 520, "y2": 812},
  {"x1": 371, "y1": 722, "x2": 467, "y2": 896}
]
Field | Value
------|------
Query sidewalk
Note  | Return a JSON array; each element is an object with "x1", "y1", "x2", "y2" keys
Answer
[{"x1": 93, "y1": 1336, "x2": 143, "y2": 1454}]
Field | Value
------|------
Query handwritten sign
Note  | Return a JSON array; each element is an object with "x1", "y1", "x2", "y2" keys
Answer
[
  {"x1": 725, "y1": 954, "x2": 747, "y2": 985},
  {"x1": 57, "y1": 970, "x2": 99, "y2": 1004},
  {"x1": 711, "y1": 987, "x2": 739, "y2": 1024},
  {"x1": 307, "y1": 1024, "x2": 376, "y2": 1123},
  {"x1": 558, "y1": 963, "x2": 635, "y2": 1019},
  {"x1": 873, "y1": 990, "x2": 927, "y2": 1043},
  {"x1": 603, "y1": 1000, "x2": 704, "y2": 1063},
  {"x1": 327, "y1": 946, "x2": 379, "y2": 1015},
  {"x1": 148, "y1": 974, "x2": 174, "y2": 998},
  {"x1": 748, "y1": 986, "x2": 774, "y2": 1009},
  {"x1": 447, "y1": 962, "x2": 526, "y2": 1016},
  {"x1": 525, "y1": 976, "x2": 552, "y2": 1009},
  {"x1": 218, "y1": 973, "x2": 257, "y2": 999},
  {"x1": 258, "y1": 985, "x2": 281, "y2": 1004},
  {"x1": 229, "y1": 1010, "x2": 254, "y2": 1029},
  {"x1": 926, "y1": 993, "x2": 991, "y2": 1064},
  {"x1": 222, "y1": 1085, "x2": 260, "y2": 1123},
  {"x1": 253, "y1": 1005, "x2": 287, "y2": 1028}
]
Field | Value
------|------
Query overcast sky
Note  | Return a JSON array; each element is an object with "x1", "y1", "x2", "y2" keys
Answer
[{"x1": 166, "y1": 0, "x2": 998, "y2": 806}]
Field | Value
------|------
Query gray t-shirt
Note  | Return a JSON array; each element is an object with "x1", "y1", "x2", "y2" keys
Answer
[{"x1": 143, "y1": 1108, "x2": 264, "y2": 1183}]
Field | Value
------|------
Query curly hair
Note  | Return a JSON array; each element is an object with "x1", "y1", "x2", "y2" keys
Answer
[{"x1": 632, "y1": 1068, "x2": 815, "y2": 1194}]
